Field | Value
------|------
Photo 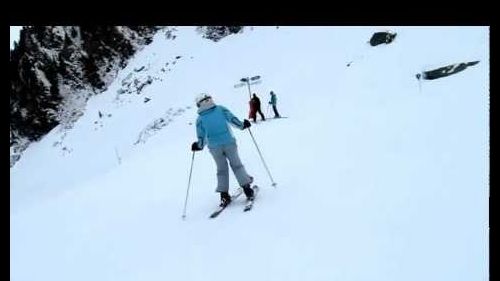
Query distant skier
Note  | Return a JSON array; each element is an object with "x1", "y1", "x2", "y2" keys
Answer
[
  {"x1": 248, "y1": 98, "x2": 257, "y2": 122},
  {"x1": 250, "y1": 93, "x2": 266, "y2": 122},
  {"x1": 191, "y1": 93, "x2": 255, "y2": 207},
  {"x1": 268, "y1": 91, "x2": 281, "y2": 118}
]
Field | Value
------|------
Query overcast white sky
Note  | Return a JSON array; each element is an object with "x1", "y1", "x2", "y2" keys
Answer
[{"x1": 10, "y1": 26, "x2": 22, "y2": 49}]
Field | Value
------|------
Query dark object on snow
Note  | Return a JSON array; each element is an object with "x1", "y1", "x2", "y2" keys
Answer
[
  {"x1": 369, "y1": 32, "x2": 397, "y2": 46},
  {"x1": 134, "y1": 66, "x2": 145, "y2": 72},
  {"x1": 196, "y1": 26, "x2": 243, "y2": 42},
  {"x1": 144, "y1": 97, "x2": 151, "y2": 103},
  {"x1": 416, "y1": 61, "x2": 479, "y2": 80}
]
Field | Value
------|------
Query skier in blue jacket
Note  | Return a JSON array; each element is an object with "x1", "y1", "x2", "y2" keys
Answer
[{"x1": 191, "y1": 93, "x2": 255, "y2": 207}]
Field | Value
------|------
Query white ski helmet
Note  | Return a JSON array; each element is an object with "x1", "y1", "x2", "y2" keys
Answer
[{"x1": 195, "y1": 93, "x2": 212, "y2": 107}]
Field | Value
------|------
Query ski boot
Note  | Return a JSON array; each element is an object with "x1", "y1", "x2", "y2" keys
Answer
[{"x1": 219, "y1": 192, "x2": 232, "y2": 207}]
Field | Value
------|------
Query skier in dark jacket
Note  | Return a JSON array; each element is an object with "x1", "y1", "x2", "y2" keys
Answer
[
  {"x1": 250, "y1": 93, "x2": 265, "y2": 122},
  {"x1": 191, "y1": 93, "x2": 255, "y2": 207}
]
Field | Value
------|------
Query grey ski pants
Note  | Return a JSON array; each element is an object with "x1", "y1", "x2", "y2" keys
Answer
[{"x1": 208, "y1": 143, "x2": 252, "y2": 193}]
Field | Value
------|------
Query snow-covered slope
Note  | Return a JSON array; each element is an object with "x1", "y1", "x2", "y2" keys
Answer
[{"x1": 10, "y1": 26, "x2": 489, "y2": 281}]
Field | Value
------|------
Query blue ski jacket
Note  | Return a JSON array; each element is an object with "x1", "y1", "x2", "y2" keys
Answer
[{"x1": 196, "y1": 105, "x2": 244, "y2": 149}]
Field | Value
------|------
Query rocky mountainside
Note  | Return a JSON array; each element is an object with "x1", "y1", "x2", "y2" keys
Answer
[
  {"x1": 10, "y1": 26, "x2": 159, "y2": 166},
  {"x1": 10, "y1": 26, "x2": 243, "y2": 167}
]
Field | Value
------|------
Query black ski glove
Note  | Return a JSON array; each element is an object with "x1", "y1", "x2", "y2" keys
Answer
[
  {"x1": 191, "y1": 142, "x2": 202, "y2": 151},
  {"x1": 242, "y1": 119, "x2": 251, "y2": 129}
]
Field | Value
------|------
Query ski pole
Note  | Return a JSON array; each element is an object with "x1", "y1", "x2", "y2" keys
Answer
[
  {"x1": 247, "y1": 128, "x2": 277, "y2": 187},
  {"x1": 182, "y1": 151, "x2": 196, "y2": 220}
]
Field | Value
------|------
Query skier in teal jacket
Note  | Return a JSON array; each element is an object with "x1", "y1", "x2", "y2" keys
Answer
[{"x1": 269, "y1": 91, "x2": 281, "y2": 118}]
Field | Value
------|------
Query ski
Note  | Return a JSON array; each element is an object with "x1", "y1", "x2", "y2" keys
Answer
[
  {"x1": 253, "y1": 117, "x2": 288, "y2": 125},
  {"x1": 265, "y1": 116, "x2": 288, "y2": 120},
  {"x1": 243, "y1": 185, "x2": 259, "y2": 212},
  {"x1": 209, "y1": 188, "x2": 243, "y2": 219}
]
